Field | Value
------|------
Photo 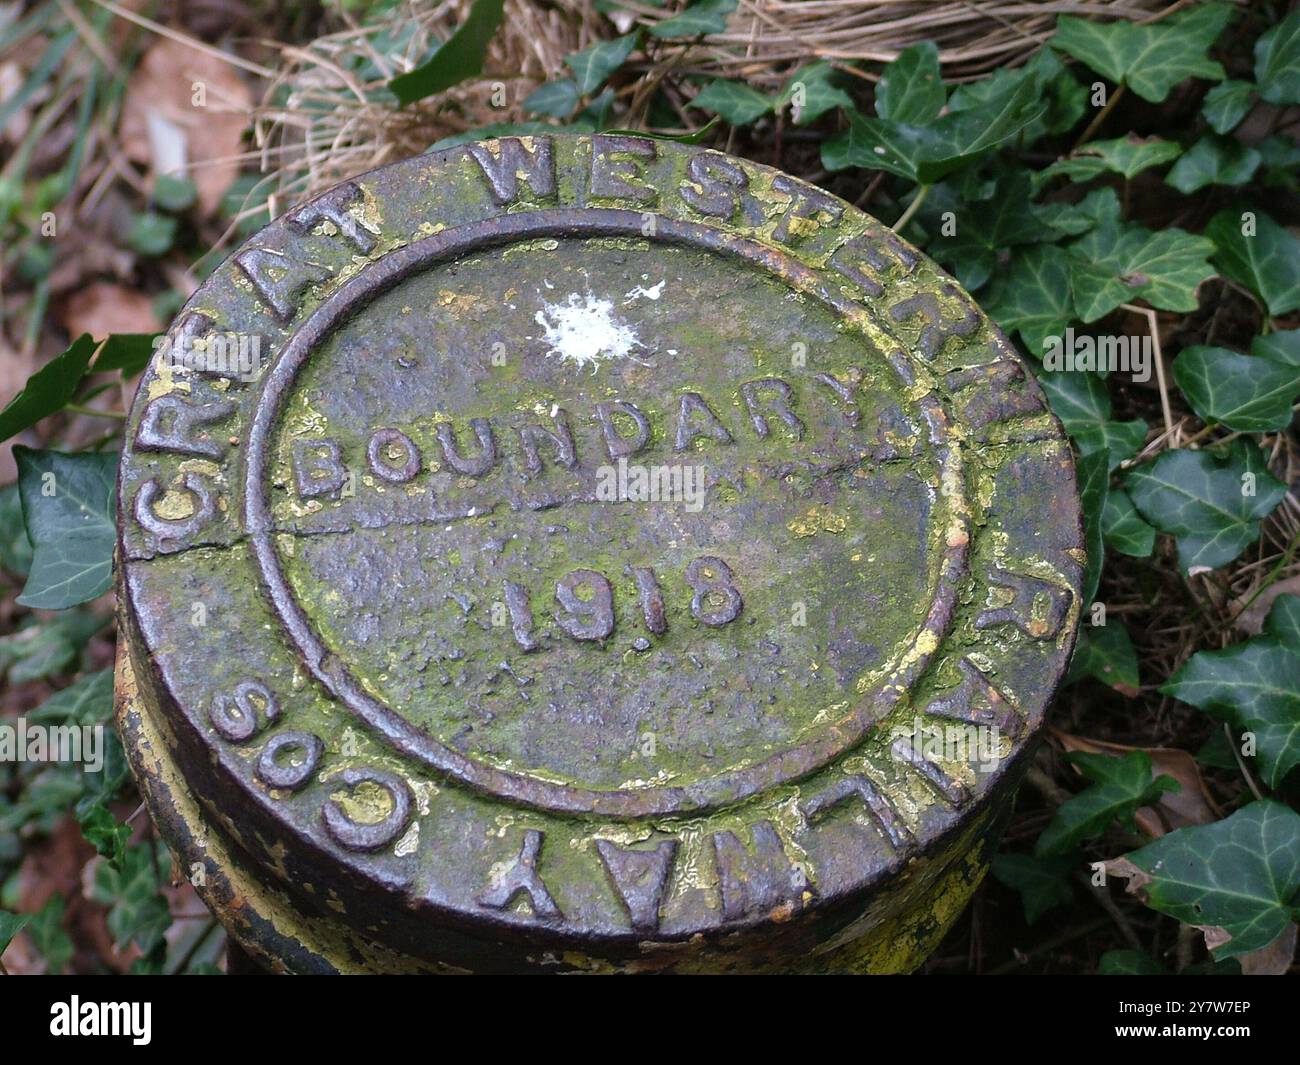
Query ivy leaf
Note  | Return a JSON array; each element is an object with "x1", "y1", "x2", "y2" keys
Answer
[
  {"x1": 0, "y1": 334, "x2": 95, "y2": 443},
  {"x1": 777, "y1": 61, "x2": 853, "y2": 125},
  {"x1": 690, "y1": 78, "x2": 772, "y2": 125},
  {"x1": 1098, "y1": 949, "x2": 1165, "y2": 975},
  {"x1": 1103, "y1": 488, "x2": 1156, "y2": 558},
  {"x1": 648, "y1": 0, "x2": 735, "y2": 38},
  {"x1": 0, "y1": 483, "x2": 33, "y2": 576},
  {"x1": 1124, "y1": 440, "x2": 1286, "y2": 573},
  {"x1": 0, "y1": 611, "x2": 103, "y2": 683},
  {"x1": 982, "y1": 244, "x2": 1075, "y2": 356},
  {"x1": 1161, "y1": 595, "x2": 1300, "y2": 788},
  {"x1": 948, "y1": 46, "x2": 1085, "y2": 139},
  {"x1": 1068, "y1": 621, "x2": 1140, "y2": 693},
  {"x1": 1068, "y1": 219, "x2": 1216, "y2": 321},
  {"x1": 1036, "y1": 186, "x2": 1121, "y2": 239},
  {"x1": 1110, "y1": 800, "x2": 1300, "y2": 959},
  {"x1": 93, "y1": 333, "x2": 157, "y2": 377},
  {"x1": 522, "y1": 78, "x2": 580, "y2": 118},
  {"x1": 389, "y1": 0, "x2": 505, "y2": 104},
  {"x1": 1077, "y1": 448, "x2": 1108, "y2": 607},
  {"x1": 78, "y1": 803, "x2": 131, "y2": 868},
  {"x1": 824, "y1": 74, "x2": 1044, "y2": 183},
  {"x1": 92, "y1": 842, "x2": 173, "y2": 955},
  {"x1": 1036, "y1": 751, "x2": 1179, "y2": 857},
  {"x1": 1173, "y1": 344, "x2": 1300, "y2": 432},
  {"x1": 876, "y1": 41, "x2": 944, "y2": 124},
  {"x1": 1037, "y1": 368, "x2": 1147, "y2": 471},
  {"x1": 924, "y1": 171, "x2": 1054, "y2": 291},
  {"x1": 1052, "y1": 4, "x2": 1233, "y2": 103},
  {"x1": 1201, "y1": 79, "x2": 1255, "y2": 134},
  {"x1": 565, "y1": 32, "x2": 639, "y2": 95},
  {"x1": 1165, "y1": 134, "x2": 1261, "y2": 194},
  {"x1": 28, "y1": 668, "x2": 114, "y2": 726},
  {"x1": 991, "y1": 852, "x2": 1075, "y2": 924},
  {"x1": 1251, "y1": 327, "x2": 1300, "y2": 366},
  {"x1": 0, "y1": 910, "x2": 30, "y2": 957},
  {"x1": 1206, "y1": 208, "x2": 1300, "y2": 317},
  {"x1": 1038, "y1": 135, "x2": 1182, "y2": 184},
  {"x1": 25, "y1": 896, "x2": 73, "y2": 974},
  {"x1": 14, "y1": 447, "x2": 118, "y2": 610},
  {"x1": 1254, "y1": 9, "x2": 1300, "y2": 105}
]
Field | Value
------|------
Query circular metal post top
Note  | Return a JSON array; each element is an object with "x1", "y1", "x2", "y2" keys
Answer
[{"x1": 117, "y1": 134, "x2": 1082, "y2": 972}]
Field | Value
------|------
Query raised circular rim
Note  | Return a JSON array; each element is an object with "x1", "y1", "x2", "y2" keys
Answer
[{"x1": 243, "y1": 207, "x2": 972, "y2": 818}]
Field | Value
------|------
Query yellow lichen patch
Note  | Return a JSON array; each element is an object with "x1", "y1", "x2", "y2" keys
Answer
[
  {"x1": 787, "y1": 505, "x2": 848, "y2": 538},
  {"x1": 151, "y1": 486, "x2": 197, "y2": 521},
  {"x1": 329, "y1": 779, "x2": 394, "y2": 826},
  {"x1": 145, "y1": 358, "x2": 191, "y2": 400},
  {"x1": 436, "y1": 290, "x2": 481, "y2": 316}
]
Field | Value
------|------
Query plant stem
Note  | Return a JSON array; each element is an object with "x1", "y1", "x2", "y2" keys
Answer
[
  {"x1": 892, "y1": 183, "x2": 930, "y2": 233},
  {"x1": 1074, "y1": 83, "x2": 1126, "y2": 150}
]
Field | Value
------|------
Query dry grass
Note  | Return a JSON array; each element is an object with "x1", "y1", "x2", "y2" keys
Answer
[{"x1": 250, "y1": 0, "x2": 1175, "y2": 208}]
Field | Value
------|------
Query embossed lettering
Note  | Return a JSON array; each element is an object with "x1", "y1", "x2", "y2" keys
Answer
[
  {"x1": 136, "y1": 395, "x2": 235, "y2": 458},
  {"x1": 478, "y1": 829, "x2": 562, "y2": 919},
  {"x1": 711, "y1": 821, "x2": 807, "y2": 922},
  {"x1": 590, "y1": 134, "x2": 657, "y2": 203},
  {"x1": 466, "y1": 136, "x2": 556, "y2": 204}
]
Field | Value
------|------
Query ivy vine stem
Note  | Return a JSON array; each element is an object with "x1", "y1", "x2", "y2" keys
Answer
[{"x1": 892, "y1": 183, "x2": 930, "y2": 233}]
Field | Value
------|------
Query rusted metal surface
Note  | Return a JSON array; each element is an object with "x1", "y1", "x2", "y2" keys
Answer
[{"x1": 115, "y1": 134, "x2": 1083, "y2": 973}]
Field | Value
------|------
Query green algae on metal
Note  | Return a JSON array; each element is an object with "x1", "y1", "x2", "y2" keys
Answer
[{"x1": 116, "y1": 134, "x2": 1083, "y2": 972}]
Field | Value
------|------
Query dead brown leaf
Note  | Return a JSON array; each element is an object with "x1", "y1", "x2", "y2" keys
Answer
[
  {"x1": 59, "y1": 282, "x2": 160, "y2": 340},
  {"x1": 1238, "y1": 923, "x2": 1296, "y2": 976},
  {"x1": 1052, "y1": 729, "x2": 1221, "y2": 838},
  {"x1": 119, "y1": 38, "x2": 252, "y2": 217},
  {"x1": 1232, "y1": 575, "x2": 1300, "y2": 636}
]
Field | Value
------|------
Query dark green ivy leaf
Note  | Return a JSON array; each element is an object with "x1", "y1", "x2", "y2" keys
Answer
[
  {"x1": 565, "y1": 31, "x2": 639, "y2": 95},
  {"x1": 690, "y1": 78, "x2": 772, "y2": 124},
  {"x1": 1173, "y1": 344, "x2": 1300, "y2": 431},
  {"x1": 389, "y1": 0, "x2": 505, "y2": 104},
  {"x1": 982, "y1": 244, "x2": 1075, "y2": 356},
  {"x1": 1037, "y1": 135, "x2": 1182, "y2": 184},
  {"x1": 1052, "y1": 4, "x2": 1233, "y2": 103},
  {"x1": 1068, "y1": 218, "x2": 1216, "y2": 321},
  {"x1": 25, "y1": 896, "x2": 73, "y2": 974},
  {"x1": 1161, "y1": 595, "x2": 1300, "y2": 788},
  {"x1": 92, "y1": 842, "x2": 173, "y2": 955},
  {"x1": 777, "y1": 61, "x2": 854, "y2": 125},
  {"x1": 1036, "y1": 751, "x2": 1179, "y2": 857},
  {"x1": 823, "y1": 71, "x2": 1044, "y2": 183},
  {"x1": 1206, "y1": 207, "x2": 1300, "y2": 317},
  {"x1": 0, "y1": 334, "x2": 96, "y2": 443},
  {"x1": 0, "y1": 482, "x2": 34, "y2": 576},
  {"x1": 648, "y1": 0, "x2": 736, "y2": 38},
  {"x1": 991, "y1": 852, "x2": 1076, "y2": 925},
  {"x1": 1098, "y1": 949, "x2": 1166, "y2": 975},
  {"x1": 1068, "y1": 620, "x2": 1140, "y2": 692},
  {"x1": 1112, "y1": 800, "x2": 1300, "y2": 959},
  {"x1": 1077, "y1": 447, "x2": 1109, "y2": 607},
  {"x1": 1254, "y1": 9, "x2": 1300, "y2": 105},
  {"x1": 1103, "y1": 487, "x2": 1156, "y2": 558},
  {"x1": 0, "y1": 910, "x2": 30, "y2": 955},
  {"x1": 1165, "y1": 134, "x2": 1261, "y2": 194},
  {"x1": 522, "y1": 78, "x2": 581, "y2": 118},
  {"x1": 1124, "y1": 440, "x2": 1286, "y2": 573},
  {"x1": 875, "y1": 41, "x2": 944, "y2": 124},
  {"x1": 14, "y1": 447, "x2": 118, "y2": 610},
  {"x1": 1201, "y1": 79, "x2": 1255, "y2": 134}
]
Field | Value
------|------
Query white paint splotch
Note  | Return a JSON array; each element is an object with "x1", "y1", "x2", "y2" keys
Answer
[{"x1": 534, "y1": 290, "x2": 645, "y2": 372}]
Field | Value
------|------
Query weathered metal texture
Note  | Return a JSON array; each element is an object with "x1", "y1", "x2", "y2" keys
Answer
[{"x1": 115, "y1": 134, "x2": 1083, "y2": 973}]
